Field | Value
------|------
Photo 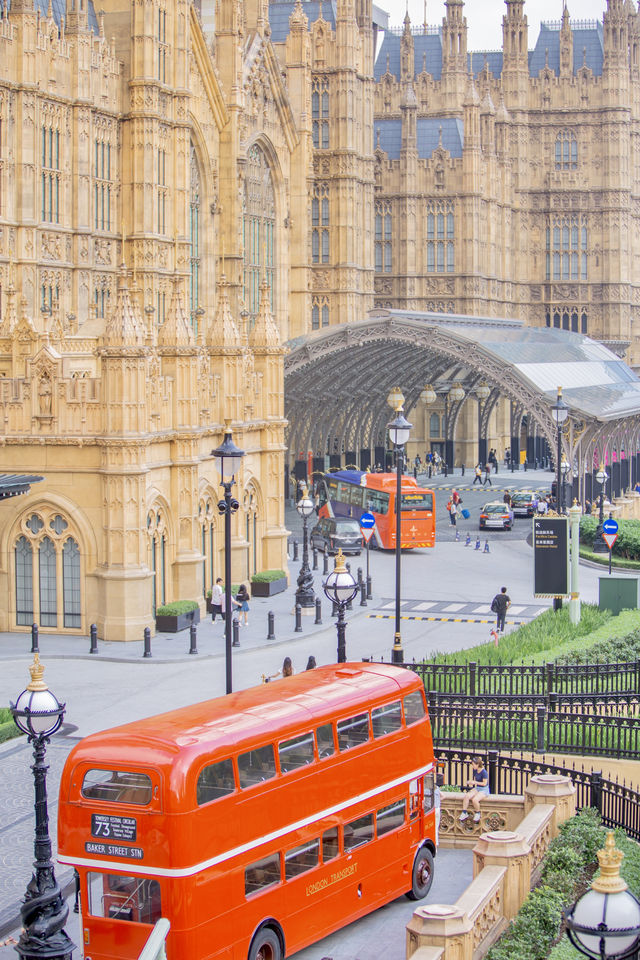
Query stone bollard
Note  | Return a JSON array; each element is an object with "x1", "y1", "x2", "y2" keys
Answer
[
  {"x1": 267, "y1": 610, "x2": 276, "y2": 640},
  {"x1": 314, "y1": 598, "x2": 322, "y2": 624},
  {"x1": 294, "y1": 603, "x2": 302, "y2": 632},
  {"x1": 89, "y1": 623, "x2": 98, "y2": 655},
  {"x1": 189, "y1": 623, "x2": 198, "y2": 655},
  {"x1": 143, "y1": 626, "x2": 152, "y2": 658}
]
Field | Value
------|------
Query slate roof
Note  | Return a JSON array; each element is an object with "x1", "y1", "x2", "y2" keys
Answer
[
  {"x1": 470, "y1": 50, "x2": 504, "y2": 79},
  {"x1": 375, "y1": 30, "x2": 443, "y2": 80},
  {"x1": 374, "y1": 116, "x2": 463, "y2": 160},
  {"x1": 5, "y1": 0, "x2": 99, "y2": 34},
  {"x1": 268, "y1": 0, "x2": 337, "y2": 42},
  {"x1": 529, "y1": 21, "x2": 604, "y2": 77}
]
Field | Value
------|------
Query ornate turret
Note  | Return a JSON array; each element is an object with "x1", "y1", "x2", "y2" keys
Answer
[
  {"x1": 158, "y1": 277, "x2": 194, "y2": 347},
  {"x1": 442, "y1": 0, "x2": 467, "y2": 74},
  {"x1": 250, "y1": 275, "x2": 281, "y2": 348},
  {"x1": 208, "y1": 274, "x2": 241, "y2": 348},
  {"x1": 559, "y1": 2, "x2": 573, "y2": 77},
  {"x1": 400, "y1": 9, "x2": 414, "y2": 81},
  {"x1": 103, "y1": 264, "x2": 146, "y2": 347}
]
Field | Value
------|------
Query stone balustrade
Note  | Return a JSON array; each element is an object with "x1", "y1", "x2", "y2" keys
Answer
[{"x1": 407, "y1": 775, "x2": 576, "y2": 960}]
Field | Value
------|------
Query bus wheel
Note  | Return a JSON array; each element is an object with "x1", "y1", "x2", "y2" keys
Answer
[
  {"x1": 249, "y1": 928, "x2": 282, "y2": 960},
  {"x1": 406, "y1": 846, "x2": 434, "y2": 901}
]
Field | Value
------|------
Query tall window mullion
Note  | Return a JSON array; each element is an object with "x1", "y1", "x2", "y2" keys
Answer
[
  {"x1": 62, "y1": 538, "x2": 81, "y2": 628},
  {"x1": 15, "y1": 537, "x2": 33, "y2": 626},
  {"x1": 41, "y1": 123, "x2": 60, "y2": 224},
  {"x1": 39, "y1": 537, "x2": 57, "y2": 628}
]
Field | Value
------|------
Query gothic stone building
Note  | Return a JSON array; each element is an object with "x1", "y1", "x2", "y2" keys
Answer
[{"x1": 0, "y1": 0, "x2": 637, "y2": 636}]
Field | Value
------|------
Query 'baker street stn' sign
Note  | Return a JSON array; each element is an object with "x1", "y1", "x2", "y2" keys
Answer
[{"x1": 533, "y1": 516, "x2": 569, "y2": 598}]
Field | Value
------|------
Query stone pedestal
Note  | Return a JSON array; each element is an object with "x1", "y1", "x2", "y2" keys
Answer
[
  {"x1": 472, "y1": 831, "x2": 529, "y2": 921},
  {"x1": 524, "y1": 774, "x2": 576, "y2": 836},
  {"x1": 407, "y1": 905, "x2": 471, "y2": 960}
]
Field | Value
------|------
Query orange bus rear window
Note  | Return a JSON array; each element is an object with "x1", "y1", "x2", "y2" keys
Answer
[
  {"x1": 245, "y1": 852, "x2": 281, "y2": 897},
  {"x1": 403, "y1": 692, "x2": 426, "y2": 725},
  {"x1": 336, "y1": 713, "x2": 370, "y2": 751},
  {"x1": 372, "y1": 701, "x2": 402, "y2": 738},
  {"x1": 197, "y1": 758, "x2": 236, "y2": 805},
  {"x1": 278, "y1": 732, "x2": 314, "y2": 773},
  {"x1": 238, "y1": 745, "x2": 276, "y2": 788},
  {"x1": 82, "y1": 770, "x2": 152, "y2": 805},
  {"x1": 87, "y1": 873, "x2": 161, "y2": 924}
]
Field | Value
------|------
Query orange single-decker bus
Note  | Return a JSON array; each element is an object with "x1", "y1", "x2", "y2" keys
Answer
[
  {"x1": 317, "y1": 470, "x2": 435, "y2": 549},
  {"x1": 57, "y1": 663, "x2": 437, "y2": 960}
]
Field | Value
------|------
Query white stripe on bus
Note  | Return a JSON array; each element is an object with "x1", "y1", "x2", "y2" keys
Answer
[{"x1": 58, "y1": 761, "x2": 434, "y2": 879}]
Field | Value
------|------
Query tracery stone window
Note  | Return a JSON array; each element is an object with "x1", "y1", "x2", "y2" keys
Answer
[
  {"x1": 243, "y1": 485, "x2": 259, "y2": 578},
  {"x1": 312, "y1": 76, "x2": 330, "y2": 149},
  {"x1": 157, "y1": 146, "x2": 167, "y2": 235},
  {"x1": 147, "y1": 508, "x2": 168, "y2": 615},
  {"x1": 198, "y1": 497, "x2": 216, "y2": 598},
  {"x1": 14, "y1": 510, "x2": 82, "y2": 629},
  {"x1": 242, "y1": 144, "x2": 275, "y2": 326},
  {"x1": 546, "y1": 216, "x2": 588, "y2": 281},
  {"x1": 94, "y1": 131, "x2": 113, "y2": 231},
  {"x1": 426, "y1": 201, "x2": 455, "y2": 273},
  {"x1": 41, "y1": 118, "x2": 60, "y2": 224},
  {"x1": 555, "y1": 130, "x2": 577, "y2": 170},
  {"x1": 375, "y1": 202, "x2": 392, "y2": 274},
  {"x1": 429, "y1": 413, "x2": 441, "y2": 437},
  {"x1": 545, "y1": 305, "x2": 588, "y2": 334},
  {"x1": 311, "y1": 295, "x2": 329, "y2": 330},
  {"x1": 312, "y1": 183, "x2": 329, "y2": 264},
  {"x1": 158, "y1": 7, "x2": 167, "y2": 83},
  {"x1": 189, "y1": 145, "x2": 201, "y2": 335}
]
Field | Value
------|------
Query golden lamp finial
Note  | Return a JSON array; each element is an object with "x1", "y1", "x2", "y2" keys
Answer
[{"x1": 591, "y1": 832, "x2": 628, "y2": 895}]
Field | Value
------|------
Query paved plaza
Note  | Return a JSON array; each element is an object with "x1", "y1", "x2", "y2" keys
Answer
[{"x1": 0, "y1": 469, "x2": 617, "y2": 955}]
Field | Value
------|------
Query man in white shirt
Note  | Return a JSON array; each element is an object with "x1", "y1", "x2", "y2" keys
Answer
[{"x1": 210, "y1": 577, "x2": 224, "y2": 622}]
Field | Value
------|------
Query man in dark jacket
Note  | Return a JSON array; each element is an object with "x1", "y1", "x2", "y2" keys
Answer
[{"x1": 490, "y1": 586, "x2": 511, "y2": 633}]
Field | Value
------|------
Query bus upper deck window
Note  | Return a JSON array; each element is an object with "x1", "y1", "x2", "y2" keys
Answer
[
  {"x1": 403, "y1": 692, "x2": 426, "y2": 725},
  {"x1": 316, "y1": 723, "x2": 335, "y2": 759},
  {"x1": 81, "y1": 770, "x2": 152, "y2": 805},
  {"x1": 372, "y1": 701, "x2": 402, "y2": 738},
  {"x1": 337, "y1": 713, "x2": 370, "y2": 751},
  {"x1": 238, "y1": 744, "x2": 277, "y2": 788},
  {"x1": 87, "y1": 873, "x2": 161, "y2": 924},
  {"x1": 279, "y1": 732, "x2": 314, "y2": 773},
  {"x1": 197, "y1": 758, "x2": 236, "y2": 805}
]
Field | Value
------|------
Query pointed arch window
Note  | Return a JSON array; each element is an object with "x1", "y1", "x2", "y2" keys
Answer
[
  {"x1": 15, "y1": 536, "x2": 33, "y2": 626},
  {"x1": 311, "y1": 295, "x2": 329, "y2": 330},
  {"x1": 312, "y1": 183, "x2": 330, "y2": 264},
  {"x1": 198, "y1": 498, "x2": 216, "y2": 598},
  {"x1": 41, "y1": 122, "x2": 60, "y2": 223},
  {"x1": 312, "y1": 76, "x2": 330, "y2": 149},
  {"x1": 243, "y1": 144, "x2": 275, "y2": 327},
  {"x1": 189, "y1": 144, "x2": 202, "y2": 336},
  {"x1": 546, "y1": 215, "x2": 588, "y2": 281},
  {"x1": 426, "y1": 200, "x2": 455, "y2": 273},
  {"x1": 147, "y1": 509, "x2": 168, "y2": 614},
  {"x1": 375, "y1": 201, "x2": 392, "y2": 274},
  {"x1": 555, "y1": 130, "x2": 577, "y2": 170}
]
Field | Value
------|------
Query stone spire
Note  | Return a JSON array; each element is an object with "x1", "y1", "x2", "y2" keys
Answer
[
  {"x1": 250, "y1": 275, "x2": 280, "y2": 347},
  {"x1": 158, "y1": 277, "x2": 194, "y2": 346},
  {"x1": 103, "y1": 264, "x2": 145, "y2": 346},
  {"x1": 209, "y1": 274, "x2": 241, "y2": 347}
]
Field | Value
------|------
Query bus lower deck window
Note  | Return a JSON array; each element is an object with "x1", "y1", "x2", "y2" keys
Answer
[
  {"x1": 316, "y1": 723, "x2": 335, "y2": 758},
  {"x1": 245, "y1": 852, "x2": 281, "y2": 897},
  {"x1": 372, "y1": 702, "x2": 402, "y2": 738},
  {"x1": 344, "y1": 812, "x2": 374, "y2": 851},
  {"x1": 322, "y1": 827, "x2": 340, "y2": 862},
  {"x1": 337, "y1": 713, "x2": 370, "y2": 751},
  {"x1": 87, "y1": 873, "x2": 161, "y2": 924},
  {"x1": 238, "y1": 744, "x2": 277, "y2": 788},
  {"x1": 285, "y1": 840, "x2": 320, "y2": 880},
  {"x1": 197, "y1": 757, "x2": 236, "y2": 805},
  {"x1": 279, "y1": 732, "x2": 314, "y2": 773},
  {"x1": 377, "y1": 800, "x2": 406, "y2": 836},
  {"x1": 81, "y1": 769, "x2": 152, "y2": 805},
  {"x1": 403, "y1": 692, "x2": 426, "y2": 725},
  {"x1": 423, "y1": 772, "x2": 435, "y2": 812}
]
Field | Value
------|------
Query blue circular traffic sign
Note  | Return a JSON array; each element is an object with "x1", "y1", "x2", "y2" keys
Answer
[
  {"x1": 603, "y1": 518, "x2": 619, "y2": 535},
  {"x1": 359, "y1": 512, "x2": 376, "y2": 529}
]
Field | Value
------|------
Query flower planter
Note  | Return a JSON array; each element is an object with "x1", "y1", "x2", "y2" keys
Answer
[
  {"x1": 251, "y1": 577, "x2": 287, "y2": 598},
  {"x1": 205, "y1": 599, "x2": 214, "y2": 614},
  {"x1": 155, "y1": 608, "x2": 201, "y2": 633}
]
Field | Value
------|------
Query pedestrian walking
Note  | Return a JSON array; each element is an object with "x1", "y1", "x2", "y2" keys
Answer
[
  {"x1": 210, "y1": 577, "x2": 224, "y2": 622},
  {"x1": 490, "y1": 586, "x2": 511, "y2": 633},
  {"x1": 483, "y1": 463, "x2": 492, "y2": 486},
  {"x1": 473, "y1": 463, "x2": 482, "y2": 485},
  {"x1": 503, "y1": 490, "x2": 511, "y2": 507},
  {"x1": 446, "y1": 498, "x2": 457, "y2": 525},
  {"x1": 236, "y1": 583, "x2": 250, "y2": 626},
  {"x1": 452, "y1": 489, "x2": 462, "y2": 506}
]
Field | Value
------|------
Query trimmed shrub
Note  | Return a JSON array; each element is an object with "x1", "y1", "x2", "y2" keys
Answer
[
  {"x1": 155, "y1": 600, "x2": 199, "y2": 616},
  {"x1": 250, "y1": 570, "x2": 287, "y2": 583},
  {"x1": 0, "y1": 707, "x2": 19, "y2": 744}
]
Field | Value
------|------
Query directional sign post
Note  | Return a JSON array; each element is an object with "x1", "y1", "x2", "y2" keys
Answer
[
  {"x1": 602, "y1": 518, "x2": 619, "y2": 575},
  {"x1": 360, "y1": 512, "x2": 376, "y2": 591}
]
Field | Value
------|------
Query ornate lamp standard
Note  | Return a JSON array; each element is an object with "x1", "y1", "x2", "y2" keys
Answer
[
  {"x1": 323, "y1": 549, "x2": 358, "y2": 663},
  {"x1": 445, "y1": 382, "x2": 465, "y2": 471},
  {"x1": 593, "y1": 464, "x2": 610, "y2": 554},
  {"x1": 295, "y1": 484, "x2": 316, "y2": 609},
  {"x1": 565, "y1": 832, "x2": 640, "y2": 959},
  {"x1": 561, "y1": 458, "x2": 571, "y2": 514},
  {"x1": 420, "y1": 384, "x2": 437, "y2": 475},
  {"x1": 475, "y1": 381, "x2": 491, "y2": 467},
  {"x1": 212, "y1": 421, "x2": 245, "y2": 694},
  {"x1": 10, "y1": 655, "x2": 75, "y2": 960},
  {"x1": 387, "y1": 388, "x2": 412, "y2": 664},
  {"x1": 552, "y1": 387, "x2": 569, "y2": 511}
]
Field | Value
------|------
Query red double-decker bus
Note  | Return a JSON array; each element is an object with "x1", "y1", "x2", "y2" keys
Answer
[{"x1": 57, "y1": 663, "x2": 437, "y2": 960}]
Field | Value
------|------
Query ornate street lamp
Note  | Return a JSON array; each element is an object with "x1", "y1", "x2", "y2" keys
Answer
[
  {"x1": 552, "y1": 387, "x2": 569, "y2": 512},
  {"x1": 565, "y1": 832, "x2": 640, "y2": 959},
  {"x1": 212, "y1": 420, "x2": 245, "y2": 694},
  {"x1": 387, "y1": 394, "x2": 412, "y2": 664},
  {"x1": 561, "y1": 458, "x2": 571, "y2": 514},
  {"x1": 323, "y1": 549, "x2": 358, "y2": 662},
  {"x1": 476, "y1": 382, "x2": 491, "y2": 466},
  {"x1": 10, "y1": 655, "x2": 75, "y2": 960},
  {"x1": 419, "y1": 384, "x2": 437, "y2": 406},
  {"x1": 295, "y1": 484, "x2": 316, "y2": 609},
  {"x1": 594, "y1": 464, "x2": 610, "y2": 554}
]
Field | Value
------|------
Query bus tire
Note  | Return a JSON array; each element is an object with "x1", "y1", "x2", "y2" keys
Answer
[
  {"x1": 248, "y1": 927, "x2": 282, "y2": 960},
  {"x1": 406, "y1": 846, "x2": 434, "y2": 901}
]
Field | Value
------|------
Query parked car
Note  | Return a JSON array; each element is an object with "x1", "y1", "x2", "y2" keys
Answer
[
  {"x1": 310, "y1": 517, "x2": 363, "y2": 555},
  {"x1": 511, "y1": 491, "x2": 538, "y2": 517},
  {"x1": 479, "y1": 502, "x2": 514, "y2": 530}
]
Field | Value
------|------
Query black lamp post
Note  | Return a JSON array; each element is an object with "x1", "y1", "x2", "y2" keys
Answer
[
  {"x1": 212, "y1": 421, "x2": 245, "y2": 694},
  {"x1": 295, "y1": 484, "x2": 316, "y2": 609},
  {"x1": 323, "y1": 549, "x2": 358, "y2": 663},
  {"x1": 387, "y1": 389, "x2": 412, "y2": 664},
  {"x1": 565, "y1": 831, "x2": 640, "y2": 959},
  {"x1": 10, "y1": 654, "x2": 75, "y2": 960},
  {"x1": 552, "y1": 387, "x2": 569, "y2": 511},
  {"x1": 593, "y1": 464, "x2": 610, "y2": 554},
  {"x1": 561, "y1": 458, "x2": 571, "y2": 514}
]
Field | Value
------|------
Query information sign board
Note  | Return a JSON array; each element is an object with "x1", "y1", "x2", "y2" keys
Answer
[{"x1": 533, "y1": 516, "x2": 569, "y2": 598}]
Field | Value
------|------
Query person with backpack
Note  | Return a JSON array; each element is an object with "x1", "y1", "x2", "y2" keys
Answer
[
  {"x1": 473, "y1": 463, "x2": 482, "y2": 485},
  {"x1": 490, "y1": 586, "x2": 511, "y2": 633}
]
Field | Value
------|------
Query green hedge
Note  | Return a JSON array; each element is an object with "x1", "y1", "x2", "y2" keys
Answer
[
  {"x1": 486, "y1": 809, "x2": 604, "y2": 960},
  {"x1": 0, "y1": 707, "x2": 20, "y2": 744},
  {"x1": 581, "y1": 515, "x2": 640, "y2": 562},
  {"x1": 250, "y1": 570, "x2": 287, "y2": 583},
  {"x1": 155, "y1": 600, "x2": 199, "y2": 616}
]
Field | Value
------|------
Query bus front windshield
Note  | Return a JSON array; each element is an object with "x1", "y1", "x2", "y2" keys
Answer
[{"x1": 401, "y1": 493, "x2": 433, "y2": 512}]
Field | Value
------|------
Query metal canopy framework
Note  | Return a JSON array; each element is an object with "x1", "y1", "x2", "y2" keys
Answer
[
  {"x1": 0, "y1": 474, "x2": 44, "y2": 501},
  {"x1": 285, "y1": 311, "x2": 640, "y2": 477}
]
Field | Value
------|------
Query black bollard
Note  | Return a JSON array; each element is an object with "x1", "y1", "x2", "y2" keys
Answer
[
  {"x1": 267, "y1": 610, "x2": 276, "y2": 640},
  {"x1": 360, "y1": 582, "x2": 367, "y2": 607},
  {"x1": 295, "y1": 603, "x2": 303, "y2": 632},
  {"x1": 189, "y1": 623, "x2": 198, "y2": 655},
  {"x1": 315, "y1": 598, "x2": 322, "y2": 625},
  {"x1": 357, "y1": 566, "x2": 363, "y2": 585},
  {"x1": 332, "y1": 599, "x2": 339, "y2": 617},
  {"x1": 366, "y1": 574, "x2": 372, "y2": 600},
  {"x1": 293, "y1": 540, "x2": 299, "y2": 562},
  {"x1": 232, "y1": 619, "x2": 240, "y2": 647},
  {"x1": 524, "y1": 459, "x2": 528, "y2": 471},
  {"x1": 31, "y1": 622, "x2": 39, "y2": 653},
  {"x1": 461, "y1": 463, "x2": 465, "y2": 476},
  {"x1": 323, "y1": 552, "x2": 329, "y2": 575},
  {"x1": 143, "y1": 626, "x2": 152, "y2": 658},
  {"x1": 443, "y1": 463, "x2": 448, "y2": 477},
  {"x1": 89, "y1": 623, "x2": 98, "y2": 655},
  {"x1": 312, "y1": 548, "x2": 318, "y2": 571},
  {"x1": 511, "y1": 457, "x2": 515, "y2": 473},
  {"x1": 346, "y1": 561, "x2": 351, "y2": 573}
]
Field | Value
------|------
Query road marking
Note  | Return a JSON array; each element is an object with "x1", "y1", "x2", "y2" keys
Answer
[
  {"x1": 441, "y1": 603, "x2": 465, "y2": 612},
  {"x1": 412, "y1": 601, "x2": 436, "y2": 610},
  {"x1": 472, "y1": 605, "x2": 492, "y2": 614},
  {"x1": 367, "y1": 615, "x2": 523, "y2": 625}
]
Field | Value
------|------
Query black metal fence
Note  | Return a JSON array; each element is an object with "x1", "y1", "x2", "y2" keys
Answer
[
  {"x1": 408, "y1": 658, "x2": 640, "y2": 698},
  {"x1": 436, "y1": 747, "x2": 640, "y2": 841}
]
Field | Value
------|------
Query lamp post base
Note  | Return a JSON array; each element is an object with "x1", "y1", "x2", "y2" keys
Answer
[{"x1": 391, "y1": 632, "x2": 404, "y2": 664}]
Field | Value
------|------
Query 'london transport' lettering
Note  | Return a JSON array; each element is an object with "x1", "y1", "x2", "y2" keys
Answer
[{"x1": 306, "y1": 862, "x2": 358, "y2": 897}]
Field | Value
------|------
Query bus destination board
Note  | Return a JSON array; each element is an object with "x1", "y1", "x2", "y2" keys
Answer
[
  {"x1": 91, "y1": 813, "x2": 137, "y2": 842},
  {"x1": 533, "y1": 516, "x2": 569, "y2": 598},
  {"x1": 85, "y1": 841, "x2": 144, "y2": 860}
]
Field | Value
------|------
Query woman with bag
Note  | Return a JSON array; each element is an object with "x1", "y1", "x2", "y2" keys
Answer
[{"x1": 236, "y1": 583, "x2": 250, "y2": 626}]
